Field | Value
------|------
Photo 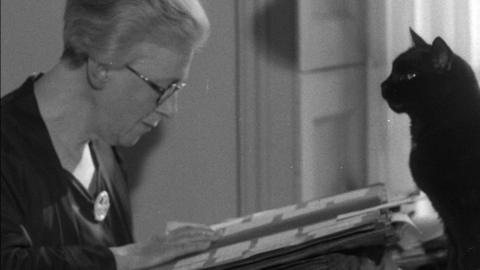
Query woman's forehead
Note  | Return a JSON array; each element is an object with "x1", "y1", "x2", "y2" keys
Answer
[
  {"x1": 131, "y1": 43, "x2": 193, "y2": 75},
  {"x1": 133, "y1": 43, "x2": 192, "y2": 62}
]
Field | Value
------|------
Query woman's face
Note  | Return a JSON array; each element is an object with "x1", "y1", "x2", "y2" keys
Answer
[{"x1": 93, "y1": 43, "x2": 193, "y2": 147}]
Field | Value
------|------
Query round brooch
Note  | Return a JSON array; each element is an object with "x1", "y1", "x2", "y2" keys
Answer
[{"x1": 93, "y1": 190, "x2": 110, "y2": 222}]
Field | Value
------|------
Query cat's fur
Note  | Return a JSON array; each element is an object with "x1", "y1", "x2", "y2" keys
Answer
[{"x1": 381, "y1": 29, "x2": 480, "y2": 270}]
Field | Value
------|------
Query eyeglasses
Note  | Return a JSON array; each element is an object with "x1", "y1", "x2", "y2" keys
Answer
[{"x1": 126, "y1": 65, "x2": 186, "y2": 106}]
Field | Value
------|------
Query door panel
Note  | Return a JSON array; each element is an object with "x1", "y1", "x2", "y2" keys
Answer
[
  {"x1": 298, "y1": 0, "x2": 366, "y2": 200},
  {"x1": 300, "y1": 68, "x2": 366, "y2": 200}
]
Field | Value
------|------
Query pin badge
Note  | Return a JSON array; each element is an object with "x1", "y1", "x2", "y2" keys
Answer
[{"x1": 94, "y1": 191, "x2": 110, "y2": 222}]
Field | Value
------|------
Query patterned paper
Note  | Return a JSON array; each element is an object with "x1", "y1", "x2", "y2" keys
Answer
[{"x1": 156, "y1": 184, "x2": 394, "y2": 270}]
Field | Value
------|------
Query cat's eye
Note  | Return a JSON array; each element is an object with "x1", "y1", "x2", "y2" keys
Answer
[
  {"x1": 399, "y1": 72, "x2": 417, "y2": 81},
  {"x1": 406, "y1": 73, "x2": 417, "y2": 80}
]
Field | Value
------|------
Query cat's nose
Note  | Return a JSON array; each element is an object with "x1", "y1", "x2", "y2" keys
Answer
[
  {"x1": 381, "y1": 80, "x2": 388, "y2": 90},
  {"x1": 381, "y1": 80, "x2": 390, "y2": 98}
]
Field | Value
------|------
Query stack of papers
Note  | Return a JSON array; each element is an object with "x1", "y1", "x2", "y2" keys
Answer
[
  {"x1": 157, "y1": 184, "x2": 413, "y2": 270},
  {"x1": 390, "y1": 193, "x2": 447, "y2": 268}
]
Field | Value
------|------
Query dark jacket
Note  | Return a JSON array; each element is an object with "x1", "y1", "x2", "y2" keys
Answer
[{"x1": 1, "y1": 75, "x2": 133, "y2": 269}]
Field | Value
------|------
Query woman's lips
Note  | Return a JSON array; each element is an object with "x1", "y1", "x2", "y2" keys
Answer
[
  {"x1": 142, "y1": 120, "x2": 159, "y2": 130},
  {"x1": 141, "y1": 113, "x2": 163, "y2": 129}
]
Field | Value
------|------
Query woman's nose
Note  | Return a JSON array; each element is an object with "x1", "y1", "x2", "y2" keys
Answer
[{"x1": 156, "y1": 93, "x2": 178, "y2": 117}]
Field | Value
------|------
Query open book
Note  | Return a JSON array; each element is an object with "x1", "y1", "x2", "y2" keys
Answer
[{"x1": 156, "y1": 184, "x2": 416, "y2": 270}]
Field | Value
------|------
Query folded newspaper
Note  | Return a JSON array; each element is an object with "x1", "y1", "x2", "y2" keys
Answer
[{"x1": 156, "y1": 184, "x2": 416, "y2": 270}]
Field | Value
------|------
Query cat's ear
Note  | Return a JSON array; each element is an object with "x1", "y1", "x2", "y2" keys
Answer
[
  {"x1": 410, "y1": 28, "x2": 428, "y2": 47},
  {"x1": 431, "y1": 37, "x2": 453, "y2": 72}
]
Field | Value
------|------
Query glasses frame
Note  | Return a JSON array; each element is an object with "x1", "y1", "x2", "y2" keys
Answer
[{"x1": 126, "y1": 65, "x2": 186, "y2": 106}]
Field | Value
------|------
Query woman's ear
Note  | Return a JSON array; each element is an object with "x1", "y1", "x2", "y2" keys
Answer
[{"x1": 86, "y1": 58, "x2": 109, "y2": 90}]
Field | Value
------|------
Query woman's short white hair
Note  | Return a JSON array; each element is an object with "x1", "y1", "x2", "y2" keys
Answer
[{"x1": 62, "y1": 0, "x2": 210, "y2": 68}]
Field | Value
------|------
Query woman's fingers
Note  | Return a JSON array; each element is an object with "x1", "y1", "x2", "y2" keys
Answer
[
  {"x1": 167, "y1": 226, "x2": 221, "y2": 243},
  {"x1": 119, "y1": 224, "x2": 223, "y2": 269},
  {"x1": 148, "y1": 232, "x2": 215, "y2": 265},
  {"x1": 166, "y1": 223, "x2": 212, "y2": 235}
]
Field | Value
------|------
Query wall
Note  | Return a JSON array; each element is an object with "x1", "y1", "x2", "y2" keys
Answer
[{"x1": 1, "y1": 1, "x2": 64, "y2": 93}]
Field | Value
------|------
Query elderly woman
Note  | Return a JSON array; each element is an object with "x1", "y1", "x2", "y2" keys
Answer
[{"x1": 1, "y1": 0, "x2": 218, "y2": 269}]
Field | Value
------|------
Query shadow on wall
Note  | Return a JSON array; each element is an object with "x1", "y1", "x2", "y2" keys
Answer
[{"x1": 253, "y1": 0, "x2": 297, "y2": 68}]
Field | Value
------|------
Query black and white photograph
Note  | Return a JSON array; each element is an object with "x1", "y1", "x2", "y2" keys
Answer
[{"x1": 1, "y1": 1, "x2": 479, "y2": 269}]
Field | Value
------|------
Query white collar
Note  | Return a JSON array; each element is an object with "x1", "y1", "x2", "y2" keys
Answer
[{"x1": 72, "y1": 142, "x2": 96, "y2": 190}]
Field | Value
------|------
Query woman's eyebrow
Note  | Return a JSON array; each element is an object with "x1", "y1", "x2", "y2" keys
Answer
[{"x1": 157, "y1": 77, "x2": 184, "y2": 85}]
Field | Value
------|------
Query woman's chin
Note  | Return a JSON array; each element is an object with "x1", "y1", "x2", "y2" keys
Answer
[
  {"x1": 117, "y1": 121, "x2": 158, "y2": 147},
  {"x1": 126, "y1": 136, "x2": 141, "y2": 147},
  {"x1": 118, "y1": 132, "x2": 144, "y2": 147}
]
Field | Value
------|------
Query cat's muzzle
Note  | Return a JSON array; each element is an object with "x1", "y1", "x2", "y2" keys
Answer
[{"x1": 381, "y1": 81, "x2": 407, "y2": 113}]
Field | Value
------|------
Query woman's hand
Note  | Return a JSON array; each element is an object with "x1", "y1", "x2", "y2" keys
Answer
[{"x1": 110, "y1": 224, "x2": 220, "y2": 270}]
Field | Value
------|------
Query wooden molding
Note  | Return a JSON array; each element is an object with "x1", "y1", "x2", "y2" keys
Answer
[{"x1": 236, "y1": 0, "x2": 299, "y2": 215}]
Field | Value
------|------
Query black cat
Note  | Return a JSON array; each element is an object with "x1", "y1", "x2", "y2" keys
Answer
[{"x1": 381, "y1": 29, "x2": 480, "y2": 270}]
